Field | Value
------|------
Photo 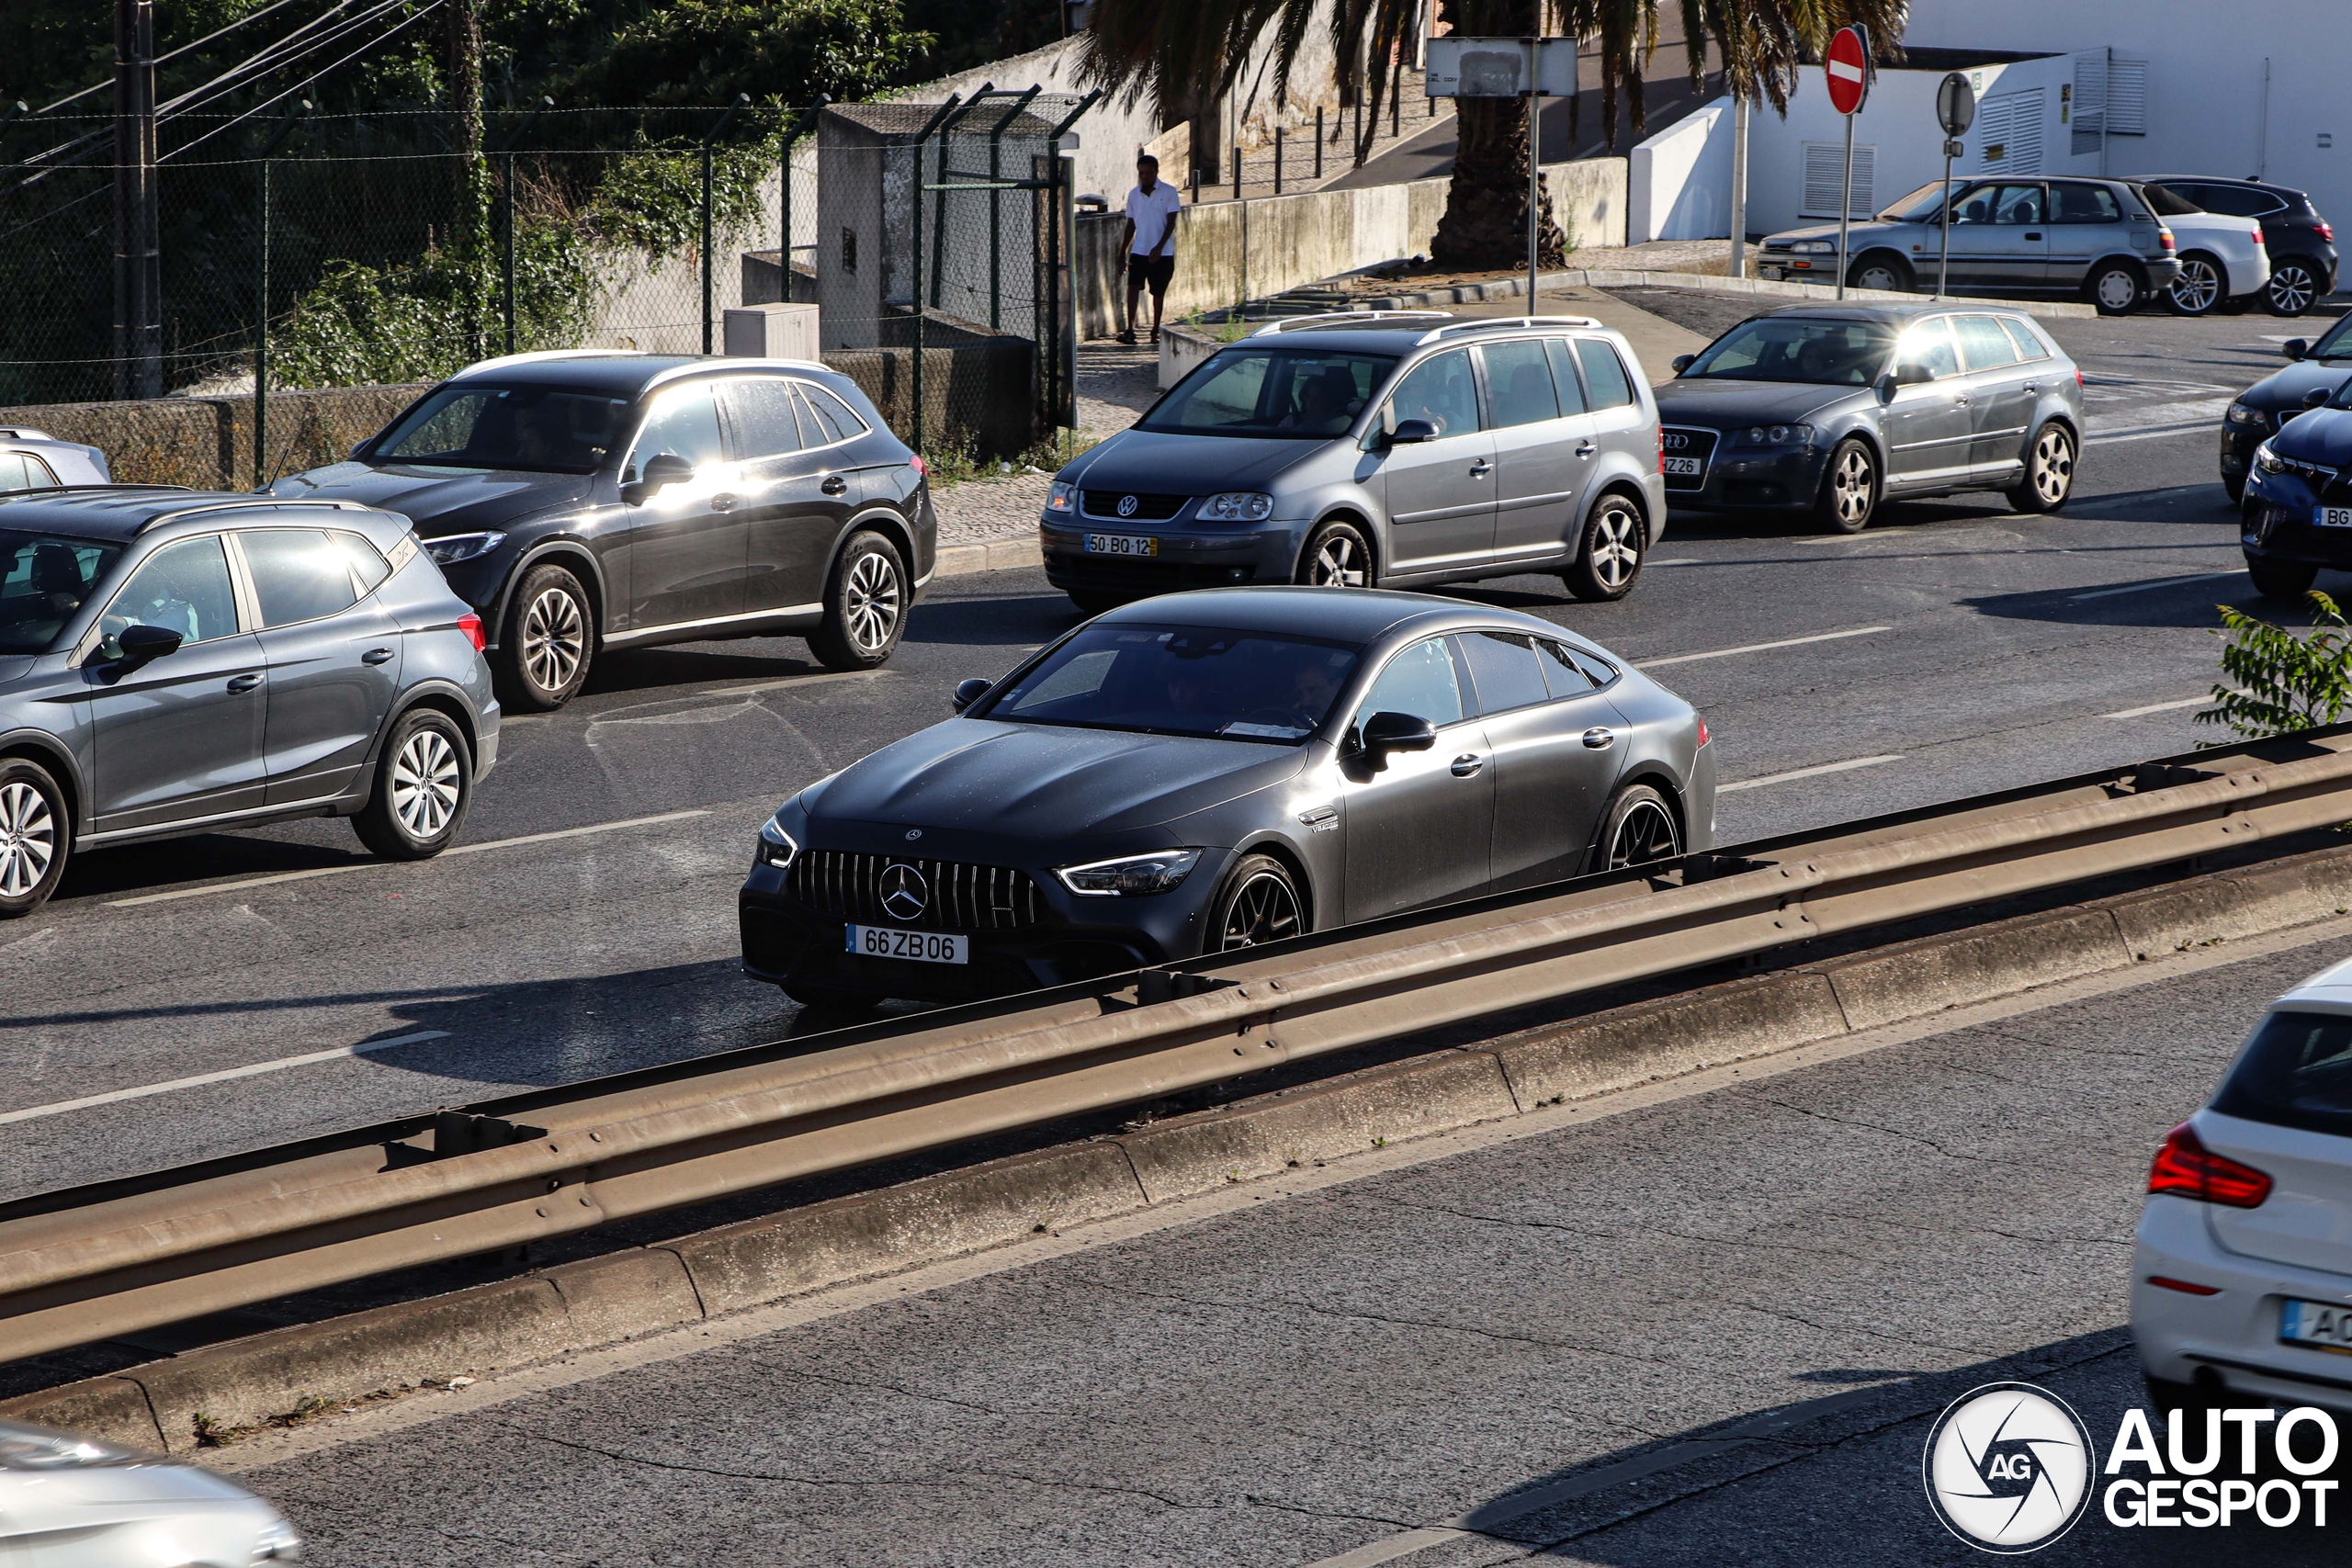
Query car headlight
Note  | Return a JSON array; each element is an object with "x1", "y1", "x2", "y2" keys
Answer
[
  {"x1": 254, "y1": 1516, "x2": 305, "y2": 1561},
  {"x1": 1200, "y1": 491, "x2": 1274, "y2": 522},
  {"x1": 1736, "y1": 423, "x2": 1815, "y2": 448},
  {"x1": 1791, "y1": 240, "x2": 1836, "y2": 254},
  {"x1": 2227, "y1": 402, "x2": 2267, "y2": 427},
  {"x1": 754, "y1": 818, "x2": 799, "y2": 871},
  {"x1": 422, "y1": 531, "x2": 504, "y2": 565},
  {"x1": 1046, "y1": 480, "x2": 1077, "y2": 513},
  {"x1": 2255, "y1": 443, "x2": 2285, "y2": 474},
  {"x1": 0, "y1": 1427, "x2": 141, "y2": 1468},
  {"x1": 1056, "y1": 848, "x2": 1202, "y2": 897}
]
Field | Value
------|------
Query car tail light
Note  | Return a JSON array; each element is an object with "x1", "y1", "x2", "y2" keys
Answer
[
  {"x1": 2321, "y1": 221, "x2": 2335, "y2": 243},
  {"x1": 2253, "y1": 226, "x2": 2266, "y2": 247},
  {"x1": 1655, "y1": 425, "x2": 1665, "y2": 473},
  {"x1": 909, "y1": 453, "x2": 928, "y2": 479},
  {"x1": 2147, "y1": 1122, "x2": 2272, "y2": 1208},
  {"x1": 457, "y1": 612, "x2": 486, "y2": 653},
  {"x1": 2147, "y1": 1276, "x2": 2222, "y2": 1297},
  {"x1": 2075, "y1": 368, "x2": 2086, "y2": 388},
  {"x1": 2159, "y1": 228, "x2": 2177, "y2": 251},
  {"x1": 1695, "y1": 716, "x2": 1711, "y2": 747}
]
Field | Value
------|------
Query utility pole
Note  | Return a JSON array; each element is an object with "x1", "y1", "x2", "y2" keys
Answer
[{"x1": 114, "y1": 0, "x2": 162, "y2": 400}]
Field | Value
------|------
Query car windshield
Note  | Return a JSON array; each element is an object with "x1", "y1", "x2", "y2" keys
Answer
[
  {"x1": 1138, "y1": 350, "x2": 1395, "y2": 439},
  {"x1": 983, "y1": 623, "x2": 1363, "y2": 743},
  {"x1": 2136, "y1": 183, "x2": 2202, "y2": 217},
  {"x1": 2212, "y1": 1010, "x2": 2352, "y2": 1139},
  {"x1": 0, "y1": 532, "x2": 121, "y2": 654},
  {"x1": 1679, "y1": 317, "x2": 1896, "y2": 386},
  {"x1": 2308, "y1": 314, "x2": 2352, "y2": 362},
  {"x1": 372, "y1": 384, "x2": 630, "y2": 472},
  {"x1": 1879, "y1": 179, "x2": 1965, "y2": 221}
]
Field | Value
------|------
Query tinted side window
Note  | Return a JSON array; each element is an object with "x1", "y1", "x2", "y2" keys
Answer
[
  {"x1": 239, "y1": 529, "x2": 359, "y2": 627},
  {"x1": 727, "y1": 378, "x2": 807, "y2": 458},
  {"x1": 1479, "y1": 341, "x2": 1559, "y2": 429},
  {"x1": 333, "y1": 531, "x2": 392, "y2": 595},
  {"x1": 1356, "y1": 637, "x2": 1466, "y2": 731},
  {"x1": 1953, "y1": 315, "x2": 2019, "y2": 371},
  {"x1": 101, "y1": 535, "x2": 241, "y2": 647},
  {"x1": 2212, "y1": 1010, "x2": 2352, "y2": 1139},
  {"x1": 1544, "y1": 339, "x2": 1589, "y2": 414},
  {"x1": 1457, "y1": 632, "x2": 1551, "y2": 714},
  {"x1": 798, "y1": 383, "x2": 869, "y2": 443},
  {"x1": 1897, "y1": 317, "x2": 1961, "y2": 378},
  {"x1": 2196, "y1": 184, "x2": 2285, "y2": 219},
  {"x1": 2050, "y1": 182, "x2": 2121, "y2": 223},
  {"x1": 1999, "y1": 316, "x2": 2052, "y2": 362},
  {"x1": 1383, "y1": 350, "x2": 1482, "y2": 437},
  {"x1": 1576, "y1": 339, "x2": 1634, "y2": 410},
  {"x1": 1534, "y1": 637, "x2": 1593, "y2": 695},
  {"x1": 628, "y1": 386, "x2": 724, "y2": 479}
]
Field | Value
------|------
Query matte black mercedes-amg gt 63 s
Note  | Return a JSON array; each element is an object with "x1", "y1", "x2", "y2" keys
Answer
[{"x1": 740, "y1": 586, "x2": 1715, "y2": 1007}]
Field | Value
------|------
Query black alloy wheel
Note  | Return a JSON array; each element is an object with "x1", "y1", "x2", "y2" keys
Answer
[
  {"x1": 1599, "y1": 784, "x2": 1682, "y2": 873},
  {"x1": 353, "y1": 707, "x2": 473, "y2": 860},
  {"x1": 1210, "y1": 853, "x2": 1304, "y2": 951},
  {"x1": 2247, "y1": 555, "x2": 2319, "y2": 603},
  {"x1": 1566, "y1": 493, "x2": 1645, "y2": 602},
  {"x1": 2165, "y1": 254, "x2": 2225, "y2": 316},
  {"x1": 1815, "y1": 436, "x2": 1877, "y2": 535},
  {"x1": 2087, "y1": 260, "x2": 2146, "y2": 316},
  {"x1": 0, "y1": 757, "x2": 69, "y2": 918},
  {"x1": 500, "y1": 561, "x2": 594, "y2": 712},
  {"x1": 2007, "y1": 422, "x2": 2076, "y2": 514},
  {"x1": 810, "y1": 531, "x2": 908, "y2": 671},
  {"x1": 1296, "y1": 519, "x2": 1372, "y2": 588},
  {"x1": 1848, "y1": 253, "x2": 1913, "y2": 294},
  {"x1": 2267, "y1": 259, "x2": 2322, "y2": 317}
]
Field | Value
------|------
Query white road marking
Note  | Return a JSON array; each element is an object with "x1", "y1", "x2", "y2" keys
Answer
[
  {"x1": 106, "y1": 808, "x2": 712, "y2": 908},
  {"x1": 0, "y1": 1031, "x2": 449, "y2": 1127},
  {"x1": 1717, "y1": 754, "x2": 1903, "y2": 795},
  {"x1": 2066, "y1": 570, "x2": 2242, "y2": 603},
  {"x1": 1638, "y1": 626, "x2": 1890, "y2": 669},
  {"x1": 1645, "y1": 558, "x2": 1701, "y2": 567},
  {"x1": 2104, "y1": 692, "x2": 2241, "y2": 719}
]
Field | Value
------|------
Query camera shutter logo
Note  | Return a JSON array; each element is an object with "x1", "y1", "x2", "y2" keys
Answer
[
  {"x1": 878, "y1": 862, "x2": 929, "y2": 921},
  {"x1": 1117, "y1": 494, "x2": 1139, "y2": 517},
  {"x1": 1923, "y1": 1382, "x2": 2095, "y2": 1553}
]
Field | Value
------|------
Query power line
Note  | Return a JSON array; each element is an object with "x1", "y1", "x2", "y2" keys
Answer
[
  {"x1": 163, "y1": 0, "x2": 450, "y2": 162},
  {"x1": 30, "y1": 0, "x2": 355, "y2": 116}
]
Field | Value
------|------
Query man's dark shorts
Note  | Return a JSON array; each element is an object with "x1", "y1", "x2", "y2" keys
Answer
[{"x1": 1127, "y1": 253, "x2": 1176, "y2": 297}]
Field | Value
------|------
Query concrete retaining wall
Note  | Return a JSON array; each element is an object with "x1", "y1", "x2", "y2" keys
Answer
[{"x1": 0, "y1": 385, "x2": 427, "y2": 490}]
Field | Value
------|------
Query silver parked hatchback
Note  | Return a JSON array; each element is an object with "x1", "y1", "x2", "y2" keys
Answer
[{"x1": 1042, "y1": 313, "x2": 1668, "y2": 611}]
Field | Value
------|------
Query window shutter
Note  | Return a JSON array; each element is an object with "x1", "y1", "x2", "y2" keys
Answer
[
  {"x1": 1977, "y1": 88, "x2": 2044, "y2": 175},
  {"x1": 1801, "y1": 141, "x2": 1877, "y2": 219},
  {"x1": 2108, "y1": 59, "x2": 2147, "y2": 135},
  {"x1": 2071, "y1": 53, "x2": 2106, "y2": 157}
]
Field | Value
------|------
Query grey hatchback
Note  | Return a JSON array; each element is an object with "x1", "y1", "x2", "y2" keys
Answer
[
  {"x1": 0, "y1": 489, "x2": 499, "y2": 915},
  {"x1": 1042, "y1": 313, "x2": 1668, "y2": 610}
]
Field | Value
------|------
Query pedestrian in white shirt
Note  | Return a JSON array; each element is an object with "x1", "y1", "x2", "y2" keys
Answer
[{"x1": 1118, "y1": 153, "x2": 1182, "y2": 345}]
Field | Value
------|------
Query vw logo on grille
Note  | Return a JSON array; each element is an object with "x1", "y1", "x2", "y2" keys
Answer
[
  {"x1": 1116, "y1": 494, "x2": 1139, "y2": 517},
  {"x1": 879, "y1": 862, "x2": 929, "y2": 921},
  {"x1": 1662, "y1": 431, "x2": 1690, "y2": 451}
]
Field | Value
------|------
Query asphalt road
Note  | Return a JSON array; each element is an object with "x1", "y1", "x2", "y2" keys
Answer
[
  {"x1": 0, "y1": 302, "x2": 2329, "y2": 1206},
  {"x1": 220, "y1": 867, "x2": 2352, "y2": 1563}
]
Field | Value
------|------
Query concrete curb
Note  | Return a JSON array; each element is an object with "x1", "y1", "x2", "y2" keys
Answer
[
  {"x1": 12, "y1": 843, "x2": 2351, "y2": 1452},
  {"x1": 931, "y1": 536, "x2": 1044, "y2": 581}
]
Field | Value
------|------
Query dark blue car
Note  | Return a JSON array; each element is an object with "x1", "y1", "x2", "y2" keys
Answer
[
  {"x1": 2239, "y1": 380, "x2": 2352, "y2": 600},
  {"x1": 0, "y1": 490, "x2": 499, "y2": 915}
]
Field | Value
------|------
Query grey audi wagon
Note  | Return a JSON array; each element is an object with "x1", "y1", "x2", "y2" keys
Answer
[
  {"x1": 0, "y1": 489, "x2": 498, "y2": 915},
  {"x1": 1042, "y1": 313, "x2": 1668, "y2": 611}
]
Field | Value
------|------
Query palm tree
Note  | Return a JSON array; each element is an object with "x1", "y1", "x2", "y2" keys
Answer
[{"x1": 1080, "y1": 0, "x2": 1906, "y2": 269}]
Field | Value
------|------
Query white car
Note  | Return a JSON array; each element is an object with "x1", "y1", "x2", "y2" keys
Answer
[
  {"x1": 2159, "y1": 207, "x2": 2272, "y2": 317},
  {"x1": 0, "y1": 1419, "x2": 300, "y2": 1563},
  {"x1": 0, "y1": 425, "x2": 109, "y2": 491},
  {"x1": 2132, "y1": 955, "x2": 2352, "y2": 1412}
]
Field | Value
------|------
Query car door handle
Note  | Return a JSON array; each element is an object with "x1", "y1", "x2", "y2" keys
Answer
[
  {"x1": 1451, "y1": 753, "x2": 1484, "y2": 777},
  {"x1": 2023, "y1": 231, "x2": 2042, "y2": 241},
  {"x1": 1582, "y1": 727, "x2": 1616, "y2": 750},
  {"x1": 1468, "y1": 459, "x2": 1492, "y2": 477},
  {"x1": 821, "y1": 474, "x2": 849, "y2": 495},
  {"x1": 227, "y1": 673, "x2": 263, "y2": 694},
  {"x1": 709, "y1": 492, "x2": 738, "y2": 512},
  {"x1": 1576, "y1": 440, "x2": 1597, "y2": 457},
  {"x1": 2020, "y1": 382, "x2": 2037, "y2": 392},
  {"x1": 361, "y1": 647, "x2": 395, "y2": 665}
]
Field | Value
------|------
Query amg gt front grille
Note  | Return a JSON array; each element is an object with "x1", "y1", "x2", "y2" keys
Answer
[{"x1": 789, "y1": 850, "x2": 1047, "y2": 931}]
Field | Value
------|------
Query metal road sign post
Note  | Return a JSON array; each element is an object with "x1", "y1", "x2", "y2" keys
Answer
[
  {"x1": 1826, "y1": 26, "x2": 1870, "y2": 300},
  {"x1": 1425, "y1": 37, "x2": 1575, "y2": 310},
  {"x1": 1935, "y1": 72, "x2": 1975, "y2": 301}
]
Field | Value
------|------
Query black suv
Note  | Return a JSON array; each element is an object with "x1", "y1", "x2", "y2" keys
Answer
[
  {"x1": 269, "y1": 352, "x2": 936, "y2": 709},
  {"x1": 2141, "y1": 176, "x2": 2338, "y2": 315}
]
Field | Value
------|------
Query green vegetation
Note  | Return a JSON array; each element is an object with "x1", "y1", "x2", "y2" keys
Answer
[{"x1": 2198, "y1": 592, "x2": 2352, "y2": 739}]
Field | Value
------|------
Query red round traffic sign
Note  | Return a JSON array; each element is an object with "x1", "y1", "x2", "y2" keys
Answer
[{"x1": 1826, "y1": 26, "x2": 1870, "y2": 116}]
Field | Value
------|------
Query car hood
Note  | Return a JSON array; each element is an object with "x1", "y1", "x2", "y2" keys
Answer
[
  {"x1": 266, "y1": 462, "x2": 595, "y2": 536},
  {"x1": 2272, "y1": 405, "x2": 2352, "y2": 461},
  {"x1": 1654, "y1": 378, "x2": 1860, "y2": 427},
  {"x1": 1066, "y1": 429, "x2": 1319, "y2": 494},
  {"x1": 808, "y1": 720, "x2": 1306, "y2": 839},
  {"x1": 2243, "y1": 359, "x2": 2352, "y2": 414},
  {"x1": 0, "y1": 656, "x2": 33, "y2": 686}
]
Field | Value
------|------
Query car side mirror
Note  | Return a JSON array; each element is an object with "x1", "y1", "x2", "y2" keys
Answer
[
  {"x1": 114, "y1": 623, "x2": 183, "y2": 666},
  {"x1": 2284, "y1": 338, "x2": 2310, "y2": 361},
  {"x1": 1386, "y1": 419, "x2": 1438, "y2": 447},
  {"x1": 623, "y1": 451, "x2": 695, "y2": 504},
  {"x1": 952, "y1": 677, "x2": 992, "y2": 713},
  {"x1": 1359, "y1": 709, "x2": 1437, "y2": 765},
  {"x1": 2304, "y1": 387, "x2": 2334, "y2": 411},
  {"x1": 1670, "y1": 354, "x2": 1695, "y2": 374},
  {"x1": 347, "y1": 438, "x2": 374, "y2": 462}
]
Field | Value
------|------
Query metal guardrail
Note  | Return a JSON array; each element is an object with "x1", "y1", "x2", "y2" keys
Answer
[{"x1": 5, "y1": 728, "x2": 2352, "y2": 1359}]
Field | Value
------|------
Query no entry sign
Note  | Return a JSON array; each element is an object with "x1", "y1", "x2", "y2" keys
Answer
[{"x1": 1826, "y1": 26, "x2": 1870, "y2": 116}]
